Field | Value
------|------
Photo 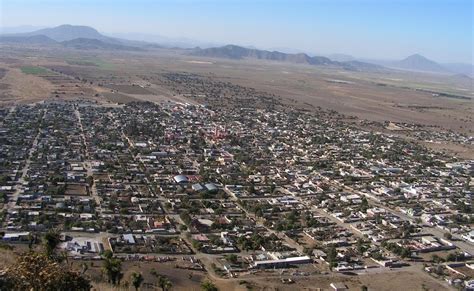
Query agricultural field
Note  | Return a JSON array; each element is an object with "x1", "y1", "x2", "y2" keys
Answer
[
  {"x1": 20, "y1": 66, "x2": 50, "y2": 75},
  {"x1": 66, "y1": 58, "x2": 115, "y2": 69}
]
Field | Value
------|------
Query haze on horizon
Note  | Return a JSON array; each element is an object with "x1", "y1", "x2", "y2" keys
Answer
[{"x1": 1, "y1": 0, "x2": 473, "y2": 64}]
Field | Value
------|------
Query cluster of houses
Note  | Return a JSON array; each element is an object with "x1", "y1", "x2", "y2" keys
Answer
[{"x1": 0, "y1": 100, "x2": 472, "y2": 287}]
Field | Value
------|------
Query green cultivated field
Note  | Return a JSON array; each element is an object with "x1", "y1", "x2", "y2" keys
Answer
[
  {"x1": 66, "y1": 58, "x2": 115, "y2": 69},
  {"x1": 20, "y1": 66, "x2": 49, "y2": 75},
  {"x1": 66, "y1": 60, "x2": 99, "y2": 66}
]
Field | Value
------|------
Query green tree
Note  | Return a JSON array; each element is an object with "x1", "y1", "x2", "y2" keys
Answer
[
  {"x1": 158, "y1": 275, "x2": 172, "y2": 291},
  {"x1": 131, "y1": 272, "x2": 144, "y2": 291},
  {"x1": 201, "y1": 280, "x2": 218, "y2": 291},
  {"x1": 270, "y1": 184, "x2": 276, "y2": 193},
  {"x1": 0, "y1": 175, "x2": 10, "y2": 185},
  {"x1": 102, "y1": 251, "x2": 122, "y2": 285},
  {"x1": 360, "y1": 197, "x2": 369, "y2": 212},
  {"x1": 226, "y1": 254, "x2": 238, "y2": 264},
  {"x1": 443, "y1": 233, "x2": 452, "y2": 240},
  {"x1": 356, "y1": 238, "x2": 366, "y2": 255},
  {"x1": 86, "y1": 176, "x2": 94, "y2": 187},
  {"x1": 326, "y1": 244, "x2": 338, "y2": 270},
  {"x1": 43, "y1": 229, "x2": 61, "y2": 257},
  {"x1": 431, "y1": 254, "x2": 444, "y2": 264},
  {"x1": 400, "y1": 248, "x2": 411, "y2": 259}
]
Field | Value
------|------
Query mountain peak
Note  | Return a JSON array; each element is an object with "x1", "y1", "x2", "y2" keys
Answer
[
  {"x1": 24, "y1": 24, "x2": 105, "y2": 42},
  {"x1": 55, "y1": 24, "x2": 100, "y2": 33},
  {"x1": 403, "y1": 53, "x2": 430, "y2": 61},
  {"x1": 395, "y1": 53, "x2": 447, "y2": 73}
]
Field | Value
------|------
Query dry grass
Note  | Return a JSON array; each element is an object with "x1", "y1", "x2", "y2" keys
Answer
[{"x1": 0, "y1": 66, "x2": 54, "y2": 104}]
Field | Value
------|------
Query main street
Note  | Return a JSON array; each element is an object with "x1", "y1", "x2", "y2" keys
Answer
[{"x1": 74, "y1": 105, "x2": 102, "y2": 212}]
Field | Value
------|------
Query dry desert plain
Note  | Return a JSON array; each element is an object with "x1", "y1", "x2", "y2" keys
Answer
[{"x1": 1, "y1": 45, "x2": 472, "y2": 131}]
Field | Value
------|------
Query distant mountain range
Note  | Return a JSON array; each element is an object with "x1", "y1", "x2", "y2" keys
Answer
[
  {"x1": 0, "y1": 34, "x2": 58, "y2": 45},
  {"x1": 193, "y1": 45, "x2": 472, "y2": 77},
  {"x1": 191, "y1": 45, "x2": 384, "y2": 71},
  {"x1": 0, "y1": 24, "x2": 471, "y2": 76},
  {"x1": 192, "y1": 45, "x2": 334, "y2": 64},
  {"x1": 62, "y1": 38, "x2": 144, "y2": 51},
  {"x1": 106, "y1": 32, "x2": 220, "y2": 49},
  {"x1": 19, "y1": 25, "x2": 111, "y2": 42},
  {"x1": 0, "y1": 24, "x2": 144, "y2": 51}
]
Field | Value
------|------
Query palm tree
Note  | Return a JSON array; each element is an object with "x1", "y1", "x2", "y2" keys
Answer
[
  {"x1": 101, "y1": 251, "x2": 122, "y2": 285},
  {"x1": 43, "y1": 229, "x2": 61, "y2": 257},
  {"x1": 28, "y1": 232, "x2": 37, "y2": 250},
  {"x1": 158, "y1": 275, "x2": 173, "y2": 291},
  {"x1": 201, "y1": 280, "x2": 218, "y2": 291},
  {"x1": 131, "y1": 272, "x2": 144, "y2": 291}
]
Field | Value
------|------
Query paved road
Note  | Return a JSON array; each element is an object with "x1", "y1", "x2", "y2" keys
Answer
[{"x1": 74, "y1": 106, "x2": 102, "y2": 212}]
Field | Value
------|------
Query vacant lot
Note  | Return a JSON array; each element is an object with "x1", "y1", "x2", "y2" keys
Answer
[
  {"x1": 66, "y1": 58, "x2": 115, "y2": 69},
  {"x1": 102, "y1": 92, "x2": 141, "y2": 104},
  {"x1": 65, "y1": 184, "x2": 88, "y2": 196},
  {"x1": 0, "y1": 66, "x2": 54, "y2": 105},
  {"x1": 76, "y1": 259, "x2": 209, "y2": 291},
  {"x1": 229, "y1": 266, "x2": 452, "y2": 291},
  {"x1": 105, "y1": 84, "x2": 153, "y2": 95}
]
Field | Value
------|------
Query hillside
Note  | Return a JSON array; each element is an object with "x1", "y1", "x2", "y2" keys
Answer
[
  {"x1": 0, "y1": 25, "x2": 144, "y2": 51},
  {"x1": 20, "y1": 24, "x2": 112, "y2": 42},
  {"x1": 192, "y1": 45, "x2": 333, "y2": 65},
  {"x1": 191, "y1": 45, "x2": 384, "y2": 71},
  {"x1": 61, "y1": 38, "x2": 143, "y2": 51},
  {"x1": 392, "y1": 54, "x2": 447, "y2": 73},
  {"x1": 443, "y1": 63, "x2": 474, "y2": 77},
  {"x1": 341, "y1": 60, "x2": 383, "y2": 71},
  {"x1": 0, "y1": 34, "x2": 58, "y2": 44}
]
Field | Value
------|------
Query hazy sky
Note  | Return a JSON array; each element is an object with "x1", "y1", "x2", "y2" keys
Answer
[{"x1": 1, "y1": 0, "x2": 473, "y2": 63}]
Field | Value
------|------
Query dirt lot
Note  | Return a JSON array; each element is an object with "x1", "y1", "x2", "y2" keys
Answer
[
  {"x1": 105, "y1": 84, "x2": 153, "y2": 95},
  {"x1": 77, "y1": 259, "x2": 209, "y2": 291},
  {"x1": 102, "y1": 92, "x2": 141, "y2": 104},
  {"x1": 0, "y1": 244, "x2": 453, "y2": 291},
  {"x1": 0, "y1": 65, "x2": 54, "y2": 105},
  {"x1": 221, "y1": 266, "x2": 452, "y2": 291},
  {"x1": 65, "y1": 184, "x2": 88, "y2": 196}
]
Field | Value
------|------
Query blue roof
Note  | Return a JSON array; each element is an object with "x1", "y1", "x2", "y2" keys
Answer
[
  {"x1": 123, "y1": 234, "x2": 135, "y2": 244},
  {"x1": 192, "y1": 183, "x2": 204, "y2": 191},
  {"x1": 205, "y1": 183, "x2": 218, "y2": 191},
  {"x1": 174, "y1": 175, "x2": 188, "y2": 183}
]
